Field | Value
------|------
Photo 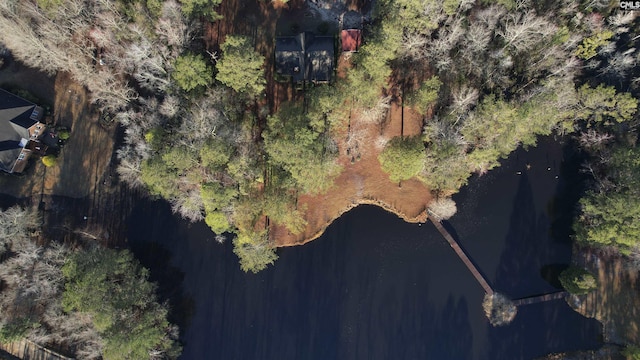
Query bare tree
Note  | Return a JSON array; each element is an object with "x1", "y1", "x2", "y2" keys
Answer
[
  {"x1": 428, "y1": 197, "x2": 457, "y2": 220},
  {"x1": 156, "y1": 0, "x2": 191, "y2": 54},
  {"x1": 578, "y1": 129, "x2": 613, "y2": 149},
  {"x1": 116, "y1": 154, "x2": 144, "y2": 188},
  {"x1": 177, "y1": 96, "x2": 225, "y2": 149},
  {"x1": 497, "y1": 11, "x2": 556, "y2": 53},
  {"x1": 399, "y1": 32, "x2": 428, "y2": 61},
  {"x1": 451, "y1": 85, "x2": 479, "y2": 115},
  {"x1": 0, "y1": 206, "x2": 40, "y2": 244},
  {"x1": 428, "y1": 17, "x2": 465, "y2": 71},
  {"x1": 599, "y1": 50, "x2": 637, "y2": 81},
  {"x1": 361, "y1": 95, "x2": 392, "y2": 124},
  {"x1": 159, "y1": 95, "x2": 181, "y2": 118},
  {"x1": 475, "y1": 5, "x2": 506, "y2": 30},
  {"x1": 170, "y1": 189, "x2": 205, "y2": 222},
  {"x1": 464, "y1": 21, "x2": 492, "y2": 54},
  {"x1": 483, "y1": 293, "x2": 517, "y2": 326}
]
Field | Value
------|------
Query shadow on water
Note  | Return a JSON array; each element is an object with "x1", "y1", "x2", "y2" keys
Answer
[
  {"x1": 540, "y1": 264, "x2": 570, "y2": 289},
  {"x1": 493, "y1": 171, "x2": 559, "y2": 298},
  {"x1": 488, "y1": 138, "x2": 590, "y2": 297},
  {"x1": 127, "y1": 136, "x2": 602, "y2": 360},
  {"x1": 129, "y1": 203, "x2": 478, "y2": 360},
  {"x1": 548, "y1": 138, "x2": 590, "y2": 243}
]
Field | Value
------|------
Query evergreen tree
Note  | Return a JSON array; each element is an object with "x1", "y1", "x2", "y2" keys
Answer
[
  {"x1": 216, "y1": 35, "x2": 266, "y2": 98},
  {"x1": 378, "y1": 136, "x2": 425, "y2": 183},
  {"x1": 62, "y1": 248, "x2": 181, "y2": 359},
  {"x1": 173, "y1": 53, "x2": 213, "y2": 92}
]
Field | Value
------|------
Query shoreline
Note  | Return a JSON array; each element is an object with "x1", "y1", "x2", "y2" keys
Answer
[{"x1": 275, "y1": 196, "x2": 430, "y2": 247}]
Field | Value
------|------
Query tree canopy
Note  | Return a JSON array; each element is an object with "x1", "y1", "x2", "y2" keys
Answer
[
  {"x1": 180, "y1": 0, "x2": 222, "y2": 20},
  {"x1": 559, "y1": 266, "x2": 597, "y2": 295},
  {"x1": 215, "y1": 35, "x2": 266, "y2": 98},
  {"x1": 173, "y1": 53, "x2": 213, "y2": 92},
  {"x1": 232, "y1": 230, "x2": 278, "y2": 273},
  {"x1": 62, "y1": 248, "x2": 181, "y2": 360},
  {"x1": 378, "y1": 136, "x2": 425, "y2": 183},
  {"x1": 263, "y1": 104, "x2": 340, "y2": 195},
  {"x1": 575, "y1": 146, "x2": 640, "y2": 254}
]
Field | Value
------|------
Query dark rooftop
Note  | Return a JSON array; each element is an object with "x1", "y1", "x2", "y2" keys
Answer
[
  {"x1": 275, "y1": 32, "x2": 335, "y2": 84},
  {"x1": 275, "y1": 34, "x2": 306, "y2": 83},
  {"x1": 341, "y1": 10, "x2": 363, "y2": 30},
  {"x1": 0, "y1": 88, "x2": 38, "y2": 173}
]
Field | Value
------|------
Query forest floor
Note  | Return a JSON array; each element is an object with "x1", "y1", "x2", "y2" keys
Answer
[{"x1": 571, "y1": 247, "x2": 640, "y2": 346}]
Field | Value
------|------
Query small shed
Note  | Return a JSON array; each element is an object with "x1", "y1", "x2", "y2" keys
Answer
[
  {"x1": 340, "y1": 10, "x2": 363, "y2": 53},
  {"x1": 340, "y1": 29, "x2": 361, "y2": 52}
]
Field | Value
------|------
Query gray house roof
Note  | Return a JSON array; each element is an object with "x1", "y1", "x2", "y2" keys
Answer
[
  {"x1": 275, "y1": 34, "x2": 306, "y2": 83},
  {"x1": 0, "y1": 88, "x2": 38, "y2": 173},
  {"x1": 275, "y1": 32, "x2": 335, "y2": 83},
  {"x1": 306, "y1": 36, "x2": 334, "y2": 82}
]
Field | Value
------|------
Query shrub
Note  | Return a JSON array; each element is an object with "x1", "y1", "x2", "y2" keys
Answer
[
  {"x1": 0, "y1": 318, "x2": 34, "y2": 343},
  {"x1": 41, "y1": 154, "x2": 57, "y2": 167},
  {"x1": 428, "y1": 197, "x2": 457, "y2": 220},
  {"x1": 482, "y1": 293, "x2": 517, "y2": 326},
  {"x1": 559, "y1": 266, "x2": 598, "y2": 295},
  {"x1": 58, "y1": 129, "x2": 70, "y2": 140},
  {"x1": 378, "y1": 136, "x2": 425, "y2": 183},
  {"x1": 622, "y1": 345, "x2": 640, "y2": 360}
]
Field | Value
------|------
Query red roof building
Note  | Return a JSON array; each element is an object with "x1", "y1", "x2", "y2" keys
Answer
[{"x1": 341, "y1": 29, "x2": 362, "y2": 53}]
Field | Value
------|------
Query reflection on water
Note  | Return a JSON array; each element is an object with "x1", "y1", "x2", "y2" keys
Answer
[{"x1": 128, "y1": 137, "x2": 602, "y2": 360}]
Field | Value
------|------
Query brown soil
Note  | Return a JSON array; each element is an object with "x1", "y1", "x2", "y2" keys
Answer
[
  {"x1": 272, "y1": 102, "x2": 433, "y2": 246},
  {"x1": 572, "y1": 248, "x2": 640, "y2": 346}
]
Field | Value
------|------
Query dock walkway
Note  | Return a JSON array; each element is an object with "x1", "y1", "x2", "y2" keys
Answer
[
  {"x1": 512, "y1": 291, "x2": 567, "y2": 306},
  {"x1": 0, "y1": 339, "x2": 72, "y2": 360},
  {"x1": 429, "y1": 218, "x2": 494, "y2": 296}
]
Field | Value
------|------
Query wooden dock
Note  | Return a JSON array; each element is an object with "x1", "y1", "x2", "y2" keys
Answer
[
  {"x1": 429, "y1": 218, "x2": 494, "y2": 296},
  {"x1": 0, "y1": 339, "x2": 73, "y2": 360},
  {"x1": 512, "y1": 291, "x2": 567, "y2": 306}
]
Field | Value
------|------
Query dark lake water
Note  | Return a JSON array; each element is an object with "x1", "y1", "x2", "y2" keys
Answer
[{"x1": 127, "y1": 137, "x2": 602, "y2": 360}]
